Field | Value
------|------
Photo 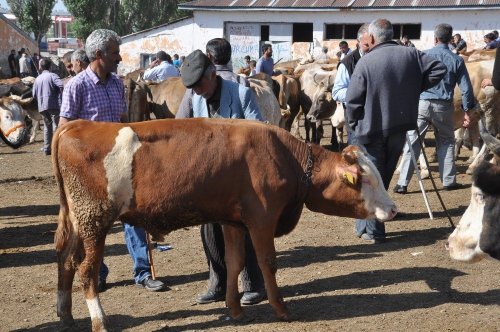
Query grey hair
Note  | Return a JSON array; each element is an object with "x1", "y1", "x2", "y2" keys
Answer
[
  {"x1": 71, "y1": 49, "x2": 90, "y2": 64},
  {"x1": 357, "y1": 23, "x2": 370, "y2": 41},
  {"x1": 435, "y1": 24, "x2": 453, "y2": 44},
  {"x1": 368, "y1": 19, "x2": 394, "y2": 44},
  {"x1": 85, "y1": 29, "x2": 121, "y2": 62}
]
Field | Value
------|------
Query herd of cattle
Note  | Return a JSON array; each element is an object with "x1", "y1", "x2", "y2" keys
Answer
[{"x1": 0, "y1": 49, "x2": 498, "y2": 331}]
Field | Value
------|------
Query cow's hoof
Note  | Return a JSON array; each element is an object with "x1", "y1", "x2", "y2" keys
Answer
[{"x1": 277, "y1": 312, "x2": 294, "y2": 322}]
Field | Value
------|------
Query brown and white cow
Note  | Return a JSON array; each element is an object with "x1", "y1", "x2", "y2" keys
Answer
[
  {"x1": 447, "y1": 119, "x2": 500, "y2": 262},
  {"x1": 54, "y1": 118, "x2": 397, "y2": 331},
  {"x1": 9, "y1": 94, "x2": 43, "y2": 143},
  {"x1": 0, "y1": 96, "x2": 29, "y2": 148}
]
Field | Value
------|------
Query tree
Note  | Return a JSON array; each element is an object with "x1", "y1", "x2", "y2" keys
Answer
[
  {"x1": 63, "y1": 0, "x2": 109, "y2": 40},
  {"x1": 63, "y1": 0, "x2": 191, "y2": 40},
  {"x1": 7, "y1": 0, "x2": 56, "y2": 46}
]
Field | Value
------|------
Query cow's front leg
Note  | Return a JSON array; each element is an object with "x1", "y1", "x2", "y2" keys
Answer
[
  {"x1": 78, "y1": 238, "x2": 108, "y2": 332},
  {"x1": 56, "y1": 239, "x2": 78, "y2": 327},
  {"x1": 248, "y1": 226, "x2": 290, "y2": 321},
  {"x1": 222, "y1": 225, "x2": 247, "y2": 320}
]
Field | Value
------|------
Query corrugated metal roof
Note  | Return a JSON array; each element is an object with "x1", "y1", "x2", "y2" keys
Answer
[
  {"x1": 372, "y1": 0, "x2": 393, "y2": 6},
  {"x1": 352, "y1": 0, "x2": 375, "y2": 7},
  {"x1": 179, "y1": 0, "x2": 500, "y2": 9},
  {"x1": 312, "y1": 0, "x2": 337, "y2": 6}
]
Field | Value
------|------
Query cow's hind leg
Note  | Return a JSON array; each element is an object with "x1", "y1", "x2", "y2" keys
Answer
[
  {"x1": 248, "y1": 226, "x2": 290, "y2": 321},
  {"x1": 222, "y1": 225, "x2": 249, "y2": 321},
  {"x1": 78, "y1": 238, "x2": 108, "y2": 332}
]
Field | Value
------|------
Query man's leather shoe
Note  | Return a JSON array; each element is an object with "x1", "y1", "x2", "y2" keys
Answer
[
  {"x1": 393, "y1": 184, "x2": 407, "y2": 194},
  {"x1": 138, "y1": 277, "x2": 165, "y2": 292},
  {"x1": 241, "y1": 290, "x2": 267, "y2": 305},
  {"x1": 443, "y1": 183, "x2": 466, "y2": 191},
  {"x1": 98, "y1": 278, "x2": 107, "y2": 293},
  {"x1": 196, "y1": 290, "x2": 225, "y2": 304}
]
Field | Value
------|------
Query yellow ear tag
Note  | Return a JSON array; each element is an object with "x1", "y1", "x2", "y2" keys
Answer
[{"x1": 343, "y1": 172, "x2": 356, "y2": 185}]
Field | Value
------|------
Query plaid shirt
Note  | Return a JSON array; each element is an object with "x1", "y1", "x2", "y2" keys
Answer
[{"x1": 60, "y1": 66, "x2": 126, "y2": 122}]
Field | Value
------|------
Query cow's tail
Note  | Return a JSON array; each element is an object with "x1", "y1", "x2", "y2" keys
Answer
[{"x1": 52, "y1": 127, "x2": 74, "y2": 252}]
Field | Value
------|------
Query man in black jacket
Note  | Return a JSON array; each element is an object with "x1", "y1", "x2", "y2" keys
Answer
[{"x1": 346, "y1": 18, "x2": 447, "y2": 243}]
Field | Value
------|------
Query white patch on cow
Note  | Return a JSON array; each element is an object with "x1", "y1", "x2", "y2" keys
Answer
[
  {"x1": 103, "y1": 127, "x2": 141, "y2": 215},
  {"x1": 356, "y1": 151, "x2": 397, "y2": 221},
  {"x1": 447, "y1": 185, "x2": 486, "y2": 262},
  {"x1": 86, "y1": 297, "x2": 105, "y2": 322}
]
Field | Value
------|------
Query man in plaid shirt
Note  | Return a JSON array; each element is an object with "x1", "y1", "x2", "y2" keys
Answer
[{"x1": 59, "y1": 29, "x2": 165, "y2": 293}]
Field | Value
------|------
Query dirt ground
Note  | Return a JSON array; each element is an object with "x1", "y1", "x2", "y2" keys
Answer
[{"x1": 1, "y1": 125, "x2": 499, "y2": 332}]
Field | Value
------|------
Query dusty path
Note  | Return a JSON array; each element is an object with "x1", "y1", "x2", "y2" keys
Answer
[{"x1": 0, "y1": 131, "x2": 499, "y2": 331}]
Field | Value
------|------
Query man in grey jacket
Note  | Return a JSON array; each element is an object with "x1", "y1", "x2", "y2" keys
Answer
[
  {"x1": 394, "y1": 23, "x2": 475, "y2": 194},
  {"x1": 346, "y1": 18, "x2": 447, "y2": 243}
]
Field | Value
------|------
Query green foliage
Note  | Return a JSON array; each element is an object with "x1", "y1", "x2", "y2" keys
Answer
[
  {"x1": 63, "y1": 0, "x2": 109, "y2": 39},
  {"x1": 7, "y1": 0, "x2": 56, "y2": 44},
  {"x1": 63, "y1": 0, "x2": 192, "y2": 40}
]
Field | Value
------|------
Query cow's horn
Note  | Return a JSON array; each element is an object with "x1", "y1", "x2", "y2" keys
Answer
[
  {"x1": 479, "y1": 117, "x2": 500, "y2": 157},
  {"x1": 341, "y1": 146, "x2": 358, "y2": 165}
]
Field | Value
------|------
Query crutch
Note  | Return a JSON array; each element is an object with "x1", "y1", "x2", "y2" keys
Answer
[
  {"x1": 145, "y1": 232, "x2": 157, "y2": 280},
  {"x1": 415, "y1": 127, "x2": 455, "y2": 228},
  {"x1": 406, "y1": 133, "x2": 434, "y2": 219}
]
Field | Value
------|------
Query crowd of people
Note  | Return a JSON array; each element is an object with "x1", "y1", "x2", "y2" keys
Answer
[
  {"x1": 14, "y1": 18, "x2": 499, "y2": 304},
  {"x1": 7, "y1": 47, "x2": 40, "y2": 78}
]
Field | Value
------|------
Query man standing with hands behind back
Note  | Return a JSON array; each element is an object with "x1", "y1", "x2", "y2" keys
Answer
[{"x1": 59, "y1": 29, "x2": 165, "y2": 293}]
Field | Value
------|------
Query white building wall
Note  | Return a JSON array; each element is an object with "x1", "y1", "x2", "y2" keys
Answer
[
  {"x1": 119, "y1": 8, "x2": 500, "y2": 73},
  {"x1": 119, "y1": 17, "x2": 196, "y2": 74}
]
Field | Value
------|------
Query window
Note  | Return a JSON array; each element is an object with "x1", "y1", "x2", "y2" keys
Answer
[
  {"x1": 140, "y1": 53, "x2": 155, "y2": 68},
  {"x1": 325, "y1": 24, "x2": 362, "y2": 40},
  {"x1": 261, "y1": 25, "x2": 269, "y2": 41},
  {"x1": 293, "y1": 23, "x2": 313, "y2": 42},
  {"x1": 393, "y1": 24, "x2": 421, "y2": 40}
]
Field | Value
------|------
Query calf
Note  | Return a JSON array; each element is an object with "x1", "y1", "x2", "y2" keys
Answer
[{"x1": 54, "y1": 118, "x2": 397, "y2": 331}]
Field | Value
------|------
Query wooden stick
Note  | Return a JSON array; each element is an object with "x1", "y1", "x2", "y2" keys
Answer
[{"x1": 145, "y1": 232, "x2": 156, "y2": 280}]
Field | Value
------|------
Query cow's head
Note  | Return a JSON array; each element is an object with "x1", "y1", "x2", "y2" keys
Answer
[
  {"x1": 0, "y1": 97, "x2": 28, "y2": 149},
  {"x1": 306, "y1": 73, "x2": 336, "y2": 123},
  {"x1": 306, "y1": 145, "x2": 397, "y2": 221},
  {"x1": 447, "y1": 119, "x2": 500, "y2": 262}
]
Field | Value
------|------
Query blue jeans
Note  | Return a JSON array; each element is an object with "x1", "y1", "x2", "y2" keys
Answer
[
  {"x1": 397, "y1": 100, "x2": 456, "y2": 187},
  {"x1": 40, "y1": 109, "x2": 59, "y2": 153},
  {"x1": 99, "y1": 224, "x2": 151, "y2": 284},
  {"x1": 354, "y1": 131, "x2": 406, "y2": 239}
]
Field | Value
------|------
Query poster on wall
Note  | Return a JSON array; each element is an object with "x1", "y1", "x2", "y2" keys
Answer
[{"x1": 226, "y1": 23, "x2": 260, "y2": 73}]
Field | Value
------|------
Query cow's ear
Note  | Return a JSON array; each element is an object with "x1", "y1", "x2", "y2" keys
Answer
[{"x1": 336, "y1": 163, "x2": 360, "y2": 186}]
